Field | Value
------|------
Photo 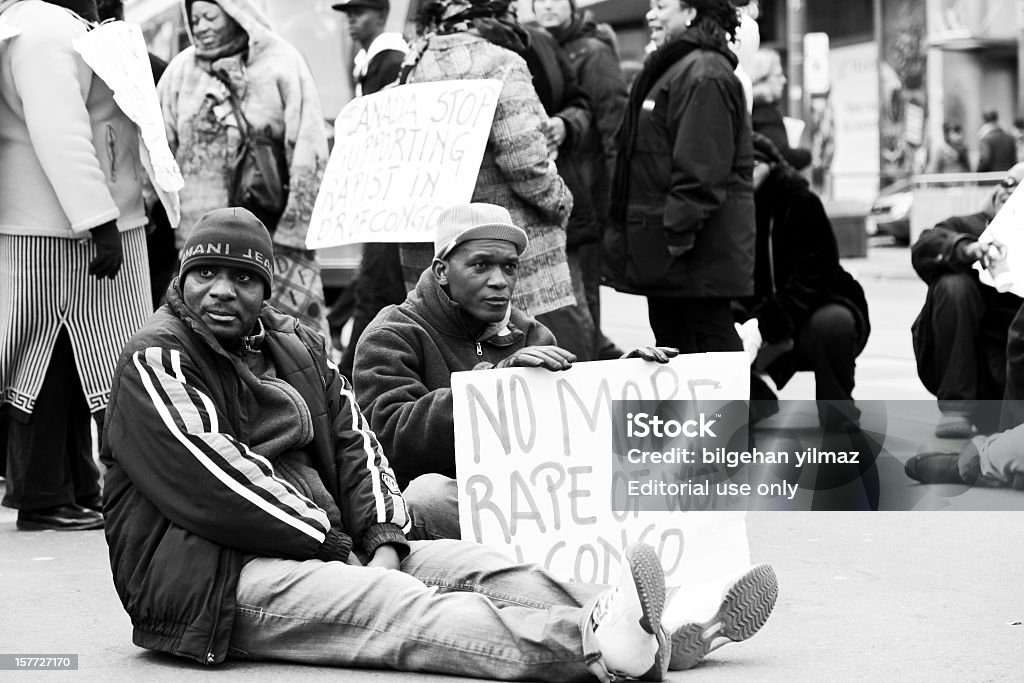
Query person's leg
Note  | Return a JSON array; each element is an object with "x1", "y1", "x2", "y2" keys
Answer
[
  {"x1": 578, "y1": 243, "x2": 623, "y2": 360},
  {"x1": 230, "y1": 541, "x2": 666, "y2": 681},
  {"x1": 403, "y1": 473, "x2": 461, "y2": 540},
  {"x1": 793, "y1": 304, "x2": 861, "y2": 429},
  {"x1": 646, "y1": 296, "x2": 696, "y2": 353},
  {"x1": 535, "y1": 250, "x2": 598, "y2": 362},
  {"x1": 999, "y1": 300, "x2": 1024, "y2": 430},
  {"x1": 682, "y1": 299, "x2": 743, "y2": 353},
  {"x1": 3, "y1": 330, "x2": 102, "y2": 529},
  {"x1": 922, "y1": 275, "x2": 986, "y2": 433}
]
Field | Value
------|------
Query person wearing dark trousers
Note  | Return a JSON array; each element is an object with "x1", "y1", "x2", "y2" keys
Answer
[
  {"x1": 0, "y1": 0, "x2": 154, "y2": 531},
  {"x1": 519, "y1": 24, "x2": 600, "y2": 361},
  {"x1": 330, "y1": 0, "x2": 409, "y2": 377},
  {"x1": 735, "y1": 133, "x2": 870, "y2": 432},
  {"x1": 605, "y1": 0, "x2": 754, "y2": 356},
  {"x1": 533, "y1": 0, "x2": 629, "y2": 359},
  {"x1": 910, "y1": 163, "x2": 1024, "y2": 437}
]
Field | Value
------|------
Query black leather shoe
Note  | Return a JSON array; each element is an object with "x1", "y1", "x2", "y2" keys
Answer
[
  {"x1": 17, "y1": 504, "x2": 104, "y2": 531},
  {"x1": 904, "y1": 453, "x2": 964, "y2": 485},
  {"x1": 76, "y1": 493, "x2": 103, "y2": 513}
]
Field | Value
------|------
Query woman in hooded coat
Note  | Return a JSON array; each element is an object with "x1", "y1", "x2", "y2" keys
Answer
[{"x1": 158, "y1": 0, "x2": 329, "y2": 334}]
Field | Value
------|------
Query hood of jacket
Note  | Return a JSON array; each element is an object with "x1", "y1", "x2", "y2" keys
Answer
[
  {"x1": 181, "y1": 0, "x2": 275, "y2": 58},
  {"x1": 554, "y1": 10, "x2": 616, "y2": 53},
  {"x1": 407, "y1": 268, "x2": 526, "y2": 348}
]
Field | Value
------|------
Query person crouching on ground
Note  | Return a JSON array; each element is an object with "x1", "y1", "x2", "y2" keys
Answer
[
  {"x1": 102, "y1": 206, "x2": 689, "y2": 681},
  {"x1": 735, "y1": 133, "x2": 870, "y2": 432}
]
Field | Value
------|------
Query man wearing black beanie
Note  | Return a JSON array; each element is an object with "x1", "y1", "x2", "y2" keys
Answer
[{"x1": 99, "y1": 206, "x2": 694, "y2": 681}]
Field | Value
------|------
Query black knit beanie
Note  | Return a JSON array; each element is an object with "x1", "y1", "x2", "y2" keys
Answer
[{"x1": 180, "y1": 208, "x2": 275, "y2": 298}]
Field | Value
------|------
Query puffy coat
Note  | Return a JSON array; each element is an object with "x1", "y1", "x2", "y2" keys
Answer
[
  {"x1": 102, "y1": 282, "x2": 409, "y2": 665},
  {"x1": 604, "y1": 32, "x2": 755, "y2": 298}
]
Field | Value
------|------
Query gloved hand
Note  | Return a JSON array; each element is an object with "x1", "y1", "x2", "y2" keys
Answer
[{"x1": 88, "y1": 220, "x2": 123, "y2": 280}]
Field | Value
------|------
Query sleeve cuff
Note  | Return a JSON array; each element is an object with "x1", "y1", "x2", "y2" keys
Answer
[
  {"x1": 665, "y1": 231, "x2": 696, "y2": 251},
  {"x1": 314, "y1": 528, "x2": 353, "y2": 563},
  {"x1": 362, "y1": 523, "x2": 411, "y2": 560}
]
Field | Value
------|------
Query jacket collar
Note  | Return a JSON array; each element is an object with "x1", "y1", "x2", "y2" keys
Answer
[{"x1": 409, "y1": 268, "x2": 524, "y2": 348}]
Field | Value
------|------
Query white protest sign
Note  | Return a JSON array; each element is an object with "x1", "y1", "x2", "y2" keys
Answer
[
  {"x1": 452, "y1": 353, "x2": 752, "y2": 586},
  {"x1": 0, "y1": 21, "x2": 20, "y2": 43},
  {"x1": 73, "y1": 21, "x2": 182, "y2": 227},
  {"x1": 975, "y1": 180, "x2": 1024, "y2": 297},
  {"x1": 306, "y1": 80, "x2": 501, "y2": 249}
]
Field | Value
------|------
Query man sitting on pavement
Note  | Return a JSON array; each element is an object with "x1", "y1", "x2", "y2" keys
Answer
[
  {"x1": 910, "y1": 163, "x2": 1024, "y2": 437},
  {"x1": 354, "y1": 203, "x2": 677, "y2": 509},
  {"x1": 101, "y1": 206, "x2": 777, "y2": 678},
  {"x1": 353, "y1": 203, "x2": 777, "y2": 670}
]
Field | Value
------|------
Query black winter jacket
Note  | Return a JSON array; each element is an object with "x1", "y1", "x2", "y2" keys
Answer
[
  {"x1": 738, "y1": 170, "x2": 870, "y2": 386},
  {"x1": 102, "y1": 282, "x2": 409, "y2": 665},
  {"x1": 604, "y1": 32, "x2": 755, "y2": 298},
  {"x1": 354, "y1": 269, "x2": 556, "y2": 487},
  {"x1": 523, "y1": 25, "x2": 599, "y2": 247}
]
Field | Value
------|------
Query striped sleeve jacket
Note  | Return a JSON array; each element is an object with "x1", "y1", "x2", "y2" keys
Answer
[{"x1": 101, "y1": 289, "x2": 409, "y2": 663}]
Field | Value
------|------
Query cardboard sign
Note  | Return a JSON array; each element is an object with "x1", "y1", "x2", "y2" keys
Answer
[
  {"x1": 0, "y1": 20, "x2": 20, "y2": 42},
  {"x1": 452, "y1": 353, "x2": 752, "y2": 586},
  {"x1": 73, "y1": 21, "x2": 182, "y2": 226},
  {"x1": 976, "y1": 180, "x2": 1024, "y2": 297},
  {"x1": 306, "y1": 80, "x2": 501, "y2": 249}
]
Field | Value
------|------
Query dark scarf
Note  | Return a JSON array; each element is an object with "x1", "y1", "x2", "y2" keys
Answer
[{"x1": 609, "y1": 24, "x2": 736, "y2": 222}]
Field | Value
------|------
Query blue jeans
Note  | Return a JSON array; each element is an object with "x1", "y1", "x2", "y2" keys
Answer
[{"x1": 228, "y1": 539, "x2": 610, "y2": 680}]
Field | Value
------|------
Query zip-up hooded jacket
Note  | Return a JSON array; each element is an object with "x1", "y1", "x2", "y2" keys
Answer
[
  {"x1": 353, "y1": 268, "x2": 556, "y2": 487},
  {"x1": 101, "y1": 280, "x2": 410, "y2": 665}
]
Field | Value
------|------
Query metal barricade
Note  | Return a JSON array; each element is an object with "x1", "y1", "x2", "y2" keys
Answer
[{"x1": 909, "y1": 172, "x2": 1005, "y2": 245}]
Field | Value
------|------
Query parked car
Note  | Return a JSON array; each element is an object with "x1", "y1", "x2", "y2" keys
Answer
[{"x1": 865, "y1": 178, "x2": 912, "y2": 244}]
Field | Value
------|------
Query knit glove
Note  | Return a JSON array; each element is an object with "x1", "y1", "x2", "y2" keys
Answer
[{"x1": 88, "y1": 220, "x2": 123, "y2": 280}]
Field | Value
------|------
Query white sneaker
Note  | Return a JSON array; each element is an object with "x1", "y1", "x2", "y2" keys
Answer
[
  {"x1": 592, "y1": 543, "x2": 668, "y2": 681},
  {"x1": 664, "y1": 563, "x2": 778, "y2": 671}
]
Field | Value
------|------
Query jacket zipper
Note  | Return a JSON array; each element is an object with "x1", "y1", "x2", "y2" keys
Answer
[
  {"x1": 475, "y1": 341, "x2": 482, "y2": 356},
  {"x1": 299, "y1": 324, "x2": 336, "y2": 454}
]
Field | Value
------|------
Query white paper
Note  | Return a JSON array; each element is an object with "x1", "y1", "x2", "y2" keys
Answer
[
  {"x1": 975, "y1": 180, "x2": 1024, "y2": 298},
  {"x1": 306, "y1": 80, "x2": 502, "y2": 249},
  {"x1": 452, "y1": 353, "x2": 752, "y2": 586}
]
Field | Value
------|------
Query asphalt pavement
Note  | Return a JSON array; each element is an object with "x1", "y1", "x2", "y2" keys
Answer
[{"x1": 3, "y1": 241, "x2": 1023, "y2": 682}]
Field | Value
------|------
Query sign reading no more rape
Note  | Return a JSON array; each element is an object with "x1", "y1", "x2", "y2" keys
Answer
[
  {"x1": 452, "y1": 353, "x2": 752, "y2": 586},
  {"x1": 306, "y1": 80, "x2": 501, "y2": 249}
]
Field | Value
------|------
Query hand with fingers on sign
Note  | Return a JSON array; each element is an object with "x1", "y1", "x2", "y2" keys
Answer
[
  {"x1": 87, "y1": 220, "x2": 123, "y2": 280},
  {"x1": 619, "y1": 346, "x2": 680, "y2": 364},
  {"x1": 495, "y1": 345, "x2": 577, "y2": 372}
]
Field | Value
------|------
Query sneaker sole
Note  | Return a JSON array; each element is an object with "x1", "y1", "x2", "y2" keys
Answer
[
  {"x1": 669, "y1": 564, "x2": 778, "y2": 671},
  {"x1": 16, "y1": 519, "x2": 104, "y2": 531},
  {"x1": 625, "y1": 543, "x2": 668, "y2": 682}
]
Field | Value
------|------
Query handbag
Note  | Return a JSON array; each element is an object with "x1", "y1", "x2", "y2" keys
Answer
[{"x1": 221, "y1": 82, "x2": 289, "y2": 231}]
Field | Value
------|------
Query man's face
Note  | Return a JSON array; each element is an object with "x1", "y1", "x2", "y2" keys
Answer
[
  {"x1": 182, "y1": 265, "x2": 265, "y2": 345},
  {"x1": 343, "y1": 8, "x2": 386, "y2": 47},
  {"x1": 434, "y1": 239, "x2": 520, "y2": 324},
  {"x1": 534, "y1": 0, "x2": 573, "y2": 30}
]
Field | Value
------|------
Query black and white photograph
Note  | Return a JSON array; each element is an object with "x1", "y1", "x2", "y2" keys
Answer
[{"x1": 1, "y1": 0, "x2": 1022, "y2": 680}]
